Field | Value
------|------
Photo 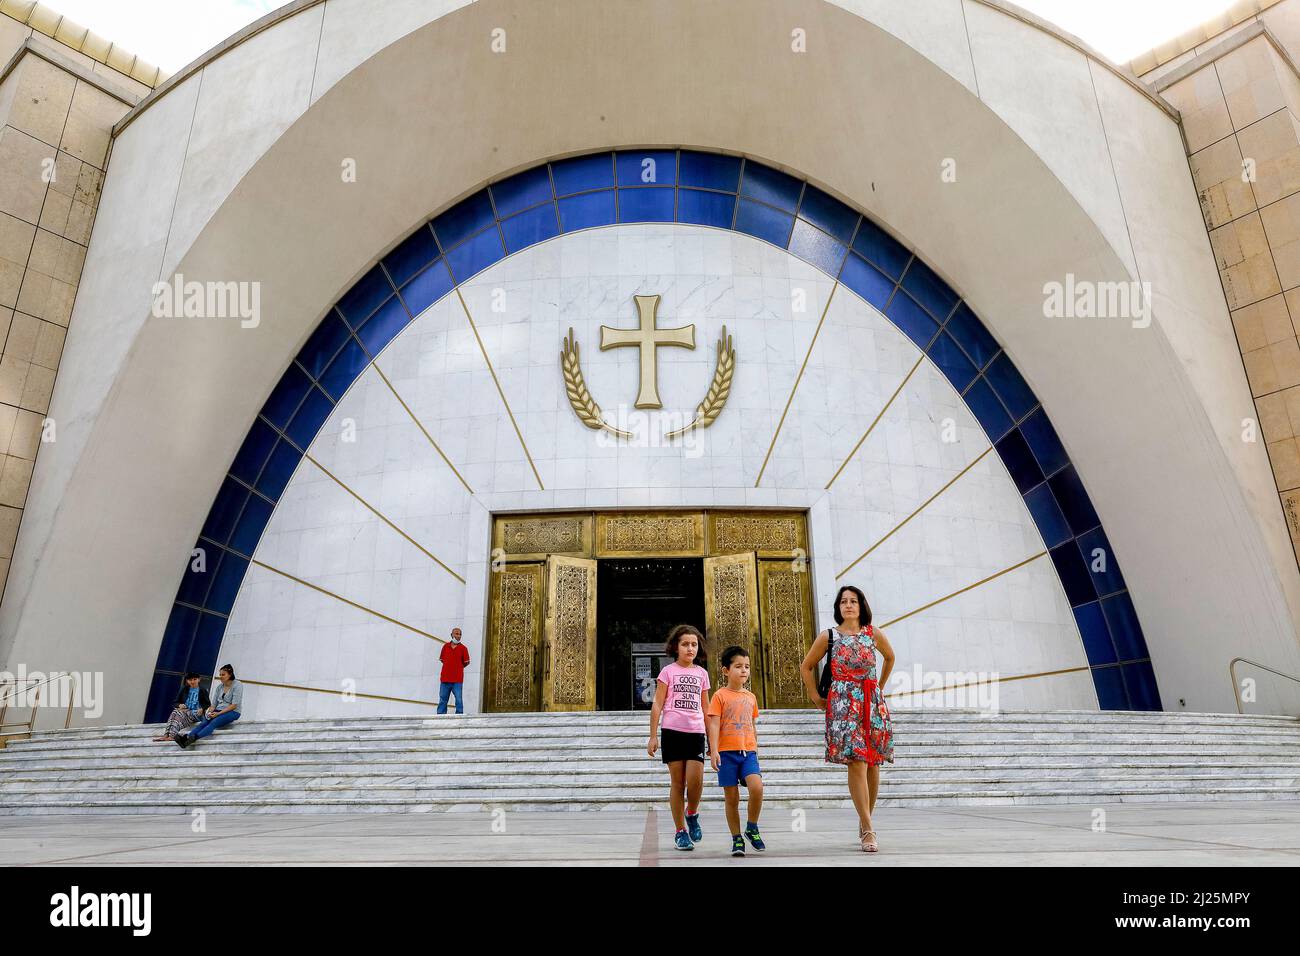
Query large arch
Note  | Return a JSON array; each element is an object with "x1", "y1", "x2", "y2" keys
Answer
[
  {"x1": 145, "y1": 148, "x2": 1155, "y2": 719},
  {"x1": 4, "y1": 0, "x2": 1296, "y2": 724}
]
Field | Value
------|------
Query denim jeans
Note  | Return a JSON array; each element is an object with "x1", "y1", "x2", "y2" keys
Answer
[
  {"x1": 437, "y1": 682, "x2": 464, "y2": 714},
  {"x1": 189, "y1": 710, "x2": 240, "y2": 739}
]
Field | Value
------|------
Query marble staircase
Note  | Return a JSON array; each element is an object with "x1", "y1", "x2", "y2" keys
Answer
[{"x1": 0, "y1": 709, "x2": 1297, "y2": 814}]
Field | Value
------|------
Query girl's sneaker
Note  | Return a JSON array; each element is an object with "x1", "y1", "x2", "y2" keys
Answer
[
  {"x1": 744, "y1": 823, "x2": 766, "y2": 851},
  {"x1": 731, "y1": 835, "x2": 746, "y2": 857},
  {"x1": 674, "y1": 829, "x2": 694, "y2": 851},
  {"x1": 686, "y1": 813, "x2": 703, "y2": 843}
]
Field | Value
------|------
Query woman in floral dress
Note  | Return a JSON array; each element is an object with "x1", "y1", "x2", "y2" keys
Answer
[{"x1": 800, "y1": 585, "x2": 894, "y2": 852}]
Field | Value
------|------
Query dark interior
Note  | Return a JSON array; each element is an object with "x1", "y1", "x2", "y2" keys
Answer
[{"x1": 596, "y1": 558, "x2": 704, "y2": 711}]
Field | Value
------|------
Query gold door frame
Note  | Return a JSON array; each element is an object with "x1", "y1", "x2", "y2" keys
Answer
[
  {"x1": 486, "y1": 510, "x2": 812, "y2": 712},
  {"x1": 542, "y1": 555, "x2": 598, "y2": 711}
]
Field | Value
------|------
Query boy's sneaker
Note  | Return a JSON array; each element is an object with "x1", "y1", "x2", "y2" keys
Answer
[
  {"x1": 686, "y1": 813, "x2": 703, "y2": 843},
  {"x1": 731, "y1": 835, "x2": 746, "y2": 857},
  {"x1": 744, "y1": 823, "x2": 766, "y2": 851},
  {"x1": 674, "y1": 828, "x2": 694, "y2": 851}
]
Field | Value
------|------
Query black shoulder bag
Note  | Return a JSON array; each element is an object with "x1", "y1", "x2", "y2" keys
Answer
[{"x1": 818, "y1": 626, "x2": 836, "y2": 698}]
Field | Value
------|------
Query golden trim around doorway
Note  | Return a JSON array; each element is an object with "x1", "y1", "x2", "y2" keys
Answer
[{"x1": 489, "y1": 510, "x2": 811, "y2": 562}]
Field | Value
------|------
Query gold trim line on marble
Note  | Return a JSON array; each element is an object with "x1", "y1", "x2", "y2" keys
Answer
[
  {"x1": 304, "y1": 452, "x2": 466, "y2": 585},
  {"x1": 824, "y1": 353, "x2": 926, "y2": 490},
  {"x1": 883, "y1": 664, "x2": 1091, "y2": 699},
  {"x1": 371, "y1": 362, "x2": 475, "y2": 495},
  {"x1": 837, "y1": 444, "x2": 996, "y2": 579},
  {"x1": 250, "y1": 559, "x2": 450, "y2": 645},
  {"x1": 754, "y1": 282, "x2": 839, "y2": 487},
  {"x1": 240, "y1": 677, "x2": 440, "y2": 707},
  {"x1": 879, "y1": 551, "x2": 1050, "y2": 628},
  {"x1": 452, "y1": 283, "x2": 545, "y2": 490}
]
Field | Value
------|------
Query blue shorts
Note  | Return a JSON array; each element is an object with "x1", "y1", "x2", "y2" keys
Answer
[{"x1": 717, "y1": 750, "x2": 762, "y2": 788}]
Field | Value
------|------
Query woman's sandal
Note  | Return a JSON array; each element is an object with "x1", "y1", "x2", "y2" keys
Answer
[
  {"x1": 859, "y1": 827, "x2": 879, "y2": 853},
  {"x1": 152, "y1": 735, "x2": 172, "y2": 742}
]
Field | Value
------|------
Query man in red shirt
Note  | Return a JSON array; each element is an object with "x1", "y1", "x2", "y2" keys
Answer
[{"x1": 437, "y1": 627, "x2": 470, "y2": 714}]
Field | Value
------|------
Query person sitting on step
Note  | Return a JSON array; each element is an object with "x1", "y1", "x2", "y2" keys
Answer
[
  {"x1": 176, "y1": 665, "x2": 243, "y2": 749},
  {"x1": 154, "y1": 673, "x2": 209, "y2": 741}
]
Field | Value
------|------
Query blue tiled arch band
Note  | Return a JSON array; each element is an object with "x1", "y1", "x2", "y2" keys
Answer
[{"x1": 145, "y1": 149, "x2": 1159, "y2": 719}]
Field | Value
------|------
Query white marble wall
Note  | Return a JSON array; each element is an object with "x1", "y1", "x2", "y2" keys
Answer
[{"x1": 218, "y1": 223, "x2": 1093, "y2": 718}]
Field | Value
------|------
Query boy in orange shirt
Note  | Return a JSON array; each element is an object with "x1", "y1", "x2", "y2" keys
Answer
[{"x1": 707, "y1": 645, "x2": 765, "y2": 856}]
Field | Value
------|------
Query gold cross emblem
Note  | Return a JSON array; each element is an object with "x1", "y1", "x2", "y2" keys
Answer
[{"x1": 599, "y1": 294, "x2": 695, "y2": 408}]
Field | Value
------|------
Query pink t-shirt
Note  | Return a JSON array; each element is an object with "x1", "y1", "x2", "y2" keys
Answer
[{"x1": 657, "y1": 662, "x2": 710, "y2": 733}]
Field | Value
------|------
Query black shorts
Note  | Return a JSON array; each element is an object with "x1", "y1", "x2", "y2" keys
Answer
[{"x1": 660, "y1": 728, "x2": 707, "y2": 764}]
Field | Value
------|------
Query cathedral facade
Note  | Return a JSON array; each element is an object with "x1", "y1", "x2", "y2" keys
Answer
[{"x1": 2, "y1": 0, "x2": 1299, "y2": 724}]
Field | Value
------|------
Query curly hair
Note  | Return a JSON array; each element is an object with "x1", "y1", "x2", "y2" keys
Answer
[{"x1": 665, "y1": 623, "x2": 708, "y2": 667}]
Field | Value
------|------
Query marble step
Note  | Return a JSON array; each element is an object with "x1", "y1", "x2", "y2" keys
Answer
[
  {"x1": 6, "y1": 745, "x2": 1300, "y2": 775},
  {"x1": 22, "y1": 710, "x2": 1300, "y2": 742},
  {"x1": 5, "y1": 753, "x2": 1295, "y2": 780},
  {"x1": 4, "y1": 765, "x2": 1296, "y2": 795},
  {"x1": 7, "y1": 741, "x2": 1299, "y2": 771},
  {"x1": 4, "y1": 709, "x2": 1297, "y2": 814},
  {"x1": 10, "y1": 724, "x2": 1300, "y2": 755},
  {"x1": 5, "y1": 772, "x2": 1298, "y2": 800},
  {"x1": 4, "y1": 784, "x2": 1299, "y2": 815},
  {"x1": 6, "y1": 791, "x2": 1292, "y2": 815},
  {"x1": 29, "y1": 708, "x2": 1300, "y2": 730}
]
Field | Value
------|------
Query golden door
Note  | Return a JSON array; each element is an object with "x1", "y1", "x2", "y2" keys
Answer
[
  {"x1": 702, "y1": 552, "x2": 762, "y2": 704},
  {"x1": 483, "y1": 562, "x2": 544, "y2": 712},
  {"x1": 541, "y1": 555, "x2": 598, "y2": 711},
  {"x1": 756, "y1": 558, "x2": 816, "y2": 708}
]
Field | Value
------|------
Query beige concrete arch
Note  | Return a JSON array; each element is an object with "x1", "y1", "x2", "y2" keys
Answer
[{"x1": 4, "y1": 0, "x2": 1298, "y2": 723}]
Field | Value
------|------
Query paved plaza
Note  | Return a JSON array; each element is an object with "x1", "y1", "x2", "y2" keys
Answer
[{"x1": 3, "y1": 802, "x2": 1298, "y2": 866}]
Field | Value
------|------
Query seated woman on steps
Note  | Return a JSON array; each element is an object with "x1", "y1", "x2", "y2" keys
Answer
[
  {"x1": 175, "y1": 664, "x2": 243, "y2": 749},
  {"x1": 154, "y1": 673, "x2": 209, "y2": 742}
]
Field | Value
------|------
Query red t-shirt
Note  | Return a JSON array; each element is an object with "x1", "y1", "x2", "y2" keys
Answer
[{"x1": 440, "y1": 641, "x2": 470, "y2": 682}]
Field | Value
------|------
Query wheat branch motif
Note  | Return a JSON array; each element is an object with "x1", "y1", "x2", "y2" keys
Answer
[
  {"x1": 562, "y1": 328, "x2": 632, "y2": 439},
  {"x1": 665, "y1": 326, "x2": 735, "y2": 439}
]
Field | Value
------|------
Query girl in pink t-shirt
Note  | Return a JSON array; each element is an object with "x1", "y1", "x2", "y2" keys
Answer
[{"x1": 648, "y1": 623, "x2": 711, "y2": 851}]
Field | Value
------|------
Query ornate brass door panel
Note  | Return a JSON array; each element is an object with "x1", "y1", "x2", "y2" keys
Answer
[
  {"x1": 493, "y1": 513, "x2": 593, "y2": 561},
  {"x1": 542, "y1": 555, "x2": 598, "y2": 711},
  {"x1": 594, "y1": 511, "x2": 705, "y2": 557},
  {"x1": 757, "y1": 559, "x2": 816, "y2": 709},
  {"x1": 484, "y1": 562, "x2": 544, "y2": 712},
  {"x1": 702, "y1": 552, "x2": 762, "y2": 705},
  {"x1": 707, "y1": 511, "x2": 807, "y2": 558}
]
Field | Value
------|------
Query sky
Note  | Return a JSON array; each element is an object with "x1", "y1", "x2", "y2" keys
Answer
[{"x1": 41, "y1": 0, "x2": 1242, "y2": 73}]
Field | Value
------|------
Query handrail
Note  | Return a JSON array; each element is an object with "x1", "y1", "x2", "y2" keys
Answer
[
  {"x1": 0, "y1": 671, "x2": 77, "y2": 705},
  {"x1": 1228, "y1": 657, "x2": 1300, "y2": 715},
  {"x1": 0, "y1": 673, "x2": 79, "y2": 737}
]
